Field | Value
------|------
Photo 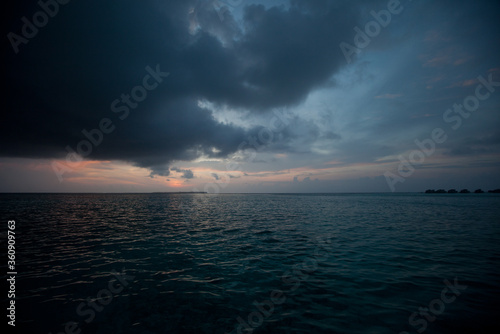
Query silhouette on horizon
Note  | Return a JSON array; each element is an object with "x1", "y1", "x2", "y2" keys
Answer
[{"x1": 425, "y1": 188, "x2": 500, "y2": 194}]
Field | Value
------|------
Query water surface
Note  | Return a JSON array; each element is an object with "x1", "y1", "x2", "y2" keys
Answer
[{"x1": 1, "y1": 193, "x2": 499, "y2": 333}]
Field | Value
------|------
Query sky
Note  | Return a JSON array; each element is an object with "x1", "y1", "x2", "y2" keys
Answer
[{"x1": 1, "y1": 0, "x2": 500, "y2": 193}]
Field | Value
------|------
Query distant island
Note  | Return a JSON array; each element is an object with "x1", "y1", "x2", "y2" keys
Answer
[
  {"x1": 152, "y1": 191, "x2": 208, "y2": 194},
  {"x1": 424, "y1": 189, "x2": 500, "y2": 194}
]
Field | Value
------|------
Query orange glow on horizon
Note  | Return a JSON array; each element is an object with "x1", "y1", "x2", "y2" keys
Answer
[{"x1": 167, "y1": 179, "x2": 188, "y2": 188}]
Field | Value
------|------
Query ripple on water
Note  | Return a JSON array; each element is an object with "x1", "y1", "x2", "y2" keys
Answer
[{"x1": 1, "y1": 193, "x2": 500, "y2": 334}]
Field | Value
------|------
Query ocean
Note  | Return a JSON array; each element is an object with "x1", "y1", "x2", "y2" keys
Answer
[{"x1": 1, "y1": 193, "x2": 499, "y2": 334}]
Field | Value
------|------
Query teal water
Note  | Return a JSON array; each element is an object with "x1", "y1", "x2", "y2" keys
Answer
[{"x1": 1, "y1": 193, "x2": 499, "y2": 333}]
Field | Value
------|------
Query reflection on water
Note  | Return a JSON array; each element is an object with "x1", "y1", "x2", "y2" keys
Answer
[{"x1": 1, "y1": 193, "x2": 499, "y2": 333}]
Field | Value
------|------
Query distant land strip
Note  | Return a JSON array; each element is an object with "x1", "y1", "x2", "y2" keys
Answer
[{"x1": 424, "y1": 188, "x2": 500, "y2": 194}]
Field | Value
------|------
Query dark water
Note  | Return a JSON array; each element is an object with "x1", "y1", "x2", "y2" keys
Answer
[{"x1": 1, "y1": 193, "x2": 499, "y2": 334}]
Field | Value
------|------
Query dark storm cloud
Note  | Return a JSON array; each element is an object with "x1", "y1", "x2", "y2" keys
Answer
[
  {"x1": 171, "y1": 167, "x2": 195, "y2": 179},
  {"x1": 8, "y1": 0, "x2": 499, "y2": 184},
  {"x1": 2, "y1": 0, "x2": 361, "y2": 175},
  {"x1": 234, "y1": 1, "x2": 359, "y2": 108}
]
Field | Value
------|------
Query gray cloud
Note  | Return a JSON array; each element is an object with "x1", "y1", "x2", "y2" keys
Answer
[
  {"x1": 2, "y1": 0, "x2": 500, "y2": 191},
  {"x1": 171, "y1": 167, "x2": 195, "y2": 179},
  {"x1": 2, "y1": 0, "x2": 360, "y2": 177}
]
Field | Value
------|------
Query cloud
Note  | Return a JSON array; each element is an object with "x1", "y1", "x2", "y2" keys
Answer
[
  {"x1": 292, "y1": 175, "x2": 319, "y2": 183},
  {"x1": 3, "y1": 0, "x2": 500, "y2": 192},
  {"x1": 171, "y1": 167, "x2": 195, "y2": 179},
  {"x1": 1, "y1": 0, "x2": 359, "y2": 177},
  {"x1": 444, "y1": 134, "x2": 500, "y2": 157}
]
